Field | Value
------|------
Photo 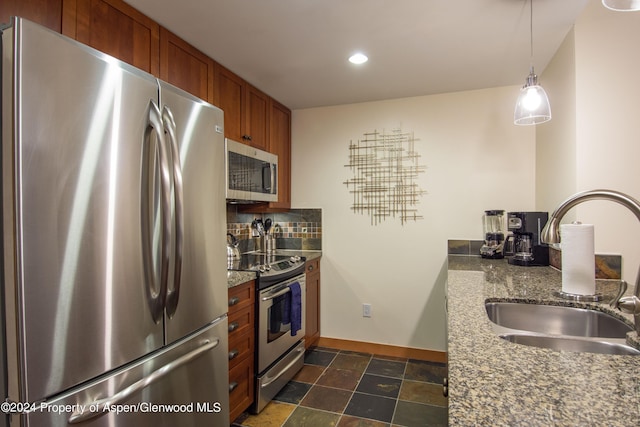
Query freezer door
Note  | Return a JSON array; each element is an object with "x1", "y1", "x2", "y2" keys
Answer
[
  {"x1": 158, "y1": 81, "x2": 228, "y2": 344},
  {"x1": 23, "y1": 317, "x2": 229, "y2": 427},
  {"x1": 3, "y1": 20, "x2": 165, "y2": 402}
]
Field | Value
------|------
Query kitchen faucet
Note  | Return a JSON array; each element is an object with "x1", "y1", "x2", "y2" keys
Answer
[{"x1": 540, "y1": 189, "x2": 640, "y2": 335}]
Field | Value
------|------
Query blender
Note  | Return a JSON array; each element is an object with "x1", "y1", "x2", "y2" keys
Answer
[{"x1": 480, "y1": 210, "x2": 505, "y2": 259}]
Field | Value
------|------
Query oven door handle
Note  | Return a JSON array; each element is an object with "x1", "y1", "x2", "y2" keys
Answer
[
  {"x1": 260, "y1": 345, "x2": 306, "y2": 388},
  {"x1": 261, "y1": 286, "x2": 292, "y2": 301}
]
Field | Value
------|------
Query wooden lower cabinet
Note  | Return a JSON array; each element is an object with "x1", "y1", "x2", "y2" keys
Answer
[
  {"x1": 305, "y1": 258, "x2": 321, "y2": 349},
  {"x1": 227, "y1": 280, "x2": 255, "y2": 423},
  {"x1": 229, "y1": 356, "x2": 253, "y2": 423}
]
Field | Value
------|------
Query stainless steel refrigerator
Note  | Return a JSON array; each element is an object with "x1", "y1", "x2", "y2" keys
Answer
[{"x1": 0, "y1": 18, "x2": 229, "y2": 426}]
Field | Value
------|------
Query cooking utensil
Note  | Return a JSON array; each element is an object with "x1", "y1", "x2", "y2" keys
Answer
[
  {"x1": 255, "y1": 219, "x2": 265, "y2": 235},
  {"x1": 251, "y1": 219, "x2": 264, "y2": 237},
  {"x1": 264, "y1": 218, "x2": 272, "y2": 234}
]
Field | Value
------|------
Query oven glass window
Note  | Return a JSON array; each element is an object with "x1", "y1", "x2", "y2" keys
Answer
[{"x1": 267, "y1": 293, "x2": 292, "y2": 343}]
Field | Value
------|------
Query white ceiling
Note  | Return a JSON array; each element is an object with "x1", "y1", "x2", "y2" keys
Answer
[{"x1": 124, "y1": 0, "x2": 590, "y2": 110}]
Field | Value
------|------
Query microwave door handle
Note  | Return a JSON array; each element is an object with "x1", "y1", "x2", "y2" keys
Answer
[
  {"x1": 142, "y1": 101, "x2": 171, "y2": 323},
  {"x1": 262, "y1": 163, "x2": 271, "y2": 192},
  {"x1": 162, "y1": 105, "x2": 184, "y2": 317},
  {"x1": 270, "y1": 163, "x2": 277, "y2": 195}
]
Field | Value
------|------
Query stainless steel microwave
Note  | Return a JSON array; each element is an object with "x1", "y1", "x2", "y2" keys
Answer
[{"x1": 225, "y1": 138, "x2": 278, "y2": 202}]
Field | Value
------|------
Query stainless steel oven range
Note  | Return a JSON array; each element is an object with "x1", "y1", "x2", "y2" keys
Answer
[{"x1": 233, "y1": 253, "x2": 307, "y2": 413}]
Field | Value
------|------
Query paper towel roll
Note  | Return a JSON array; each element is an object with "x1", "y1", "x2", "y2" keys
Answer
[{"x1": 561, "y1": 223, "x2": 595, "y2": 295}]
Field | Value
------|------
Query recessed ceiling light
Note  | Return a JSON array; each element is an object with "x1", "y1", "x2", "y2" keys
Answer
[{"x1": 348, "y1": 53, "x2": 368, "y2": 65}]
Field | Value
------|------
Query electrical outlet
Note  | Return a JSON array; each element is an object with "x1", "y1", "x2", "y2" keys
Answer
[{"x1": 362, "y1": 303, "x2": 372, "y2": 318}]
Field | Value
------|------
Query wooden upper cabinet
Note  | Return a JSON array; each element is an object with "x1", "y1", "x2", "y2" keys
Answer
[
  {"x1": 214, "y1": 64, "x2": 269, "y2": 151},
  {"x1": 269, "y1": 99, "x2": 291, "y2": 209},
  {"x1": 1, "y1": 0, "x2": 63, "y2": 32},
  {"x1": 62, "y1": 0, "x2": 159, "y2": 75},
  {"x1": 159, "y1": 27, "x2": 214, "y2": 103},
  {"x1": 214, "y1": 64, "x2": 244, "y2": 143},
  {"x1": 244, "y1": 84, "x2": 269, "y2": 151}
]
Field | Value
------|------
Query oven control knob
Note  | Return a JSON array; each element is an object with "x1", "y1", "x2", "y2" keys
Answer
[
  {"x1": 258, "y1": 264, "x2": 271, "y2": 273},
  {"x1": 289, "y1": 256, "x2": 301, "y2": 263}
]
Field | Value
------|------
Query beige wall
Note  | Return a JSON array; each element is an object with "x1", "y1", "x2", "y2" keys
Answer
[
  {"x1": 291, "y1": 87, "x2": 535, "y2": 351},
  {"x1": 539, "y1": 0, "x2": 640, "y2": 282},
  {"x1": 291, "y1": 0, "x2": 640, "y2": 352},
  {"x1": 536, "y1": 29, "x2": 577, "y2": 220}
]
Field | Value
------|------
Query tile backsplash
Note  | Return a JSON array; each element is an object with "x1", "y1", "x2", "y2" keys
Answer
[
  {"x1": 227, "y1": 206, "x2": 322, "y2": 253},
  {"x1": 448, "y1": 239, "x2": 621, "y2": 280}
]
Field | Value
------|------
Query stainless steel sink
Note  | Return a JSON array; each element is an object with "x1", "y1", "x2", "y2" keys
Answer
[
  {"x1": 500, "y1": 334, "x2": 640, "y2": 356},
  {"x1": 485, "y1": 301, "x2": 640, "y2": 356},
  {"x1": 485, "y1": 302, "x2": 632, "y2": 338}
]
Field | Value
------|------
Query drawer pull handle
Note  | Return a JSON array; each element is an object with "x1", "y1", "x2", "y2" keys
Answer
[
  {"x1": 308, "y1": 265, "x2": 314, "y2": 271},
  {"x1": 228, "y1": 322, "x2": 239, "y2": 332},
  {"x1": 229, "y1": 382, "x2": 238, "y2": 393},
  {"x1": 228, "y1": 296, "x2": 240, "y2": 306},
  {"x1": 229, "y1": 349, "x2": 239, "y2": 360}
]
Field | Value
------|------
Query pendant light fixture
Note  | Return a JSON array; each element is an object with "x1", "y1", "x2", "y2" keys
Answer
[
  {"x1": 514, "y1": 0, "x2": 551, "y2": 125},
  {"x1": 602, "y1": 0, "x2": 640, "y2": 11}
]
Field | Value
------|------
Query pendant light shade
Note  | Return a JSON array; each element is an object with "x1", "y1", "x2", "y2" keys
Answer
[
  {"x1": 602, "y1": 0, "x2": 640, "y2": 11},
  {"x1": 514, "y1": 68, "x2": 551, "y2": 125},
  {"x1": 514, "y1": 0, "x2": 551, "y2": 126}
]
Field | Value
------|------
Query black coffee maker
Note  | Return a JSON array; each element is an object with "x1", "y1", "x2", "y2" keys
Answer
[{"x1": 504, "y1": 211, "x2": 549, "y2": 266}]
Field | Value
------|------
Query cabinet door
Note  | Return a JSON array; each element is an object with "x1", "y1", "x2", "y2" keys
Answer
[
  {"x1": 62, "y1": 0, "x2": 159, "y2": 75},
  {"x1": 305, "y1": 259, "x2": 321, "y2": 349},
  {"x1": 1, "y1": 0, "x2": 62, "y2": 33},
  {"x1": 244, "y1": 84, "x2": 269, "y2": 151},
  {"x1": 214, "y1": 64, "x2": 244, "y2": 142},
  {"x1": 269, "y1": 99, "x2": 291, "y2": 209},
  {"x1": 159, "y1": 27, "x2": 213, "y2": 103}
]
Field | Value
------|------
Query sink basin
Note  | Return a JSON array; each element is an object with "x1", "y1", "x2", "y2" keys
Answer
[
  {"x1": 485, "y1": 302, "x2": 632, "y2": 338},
  {"x1": 500, "y1": 334, "x2": 640, "y2": 356}
]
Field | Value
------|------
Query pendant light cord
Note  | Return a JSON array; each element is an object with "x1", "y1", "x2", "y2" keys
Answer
[{"x1": 529, "y1": 0, "x2": 534, "y2": 72}]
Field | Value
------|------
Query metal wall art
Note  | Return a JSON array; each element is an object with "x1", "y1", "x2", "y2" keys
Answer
[{"x1": 344, "y1": 129, "x2": 426, "y2": 225}]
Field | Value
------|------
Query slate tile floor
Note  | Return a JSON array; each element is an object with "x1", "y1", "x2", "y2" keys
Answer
[{"x1": 232, "y1": 347, "x2": 448, "y2": 427}]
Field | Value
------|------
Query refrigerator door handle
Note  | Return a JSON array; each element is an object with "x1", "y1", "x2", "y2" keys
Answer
[
  {"x1": 161, "y1": 105, "x2": 184, "y2": 318},
  {"x1": 67, "y1": 338, "x2": 220, "y2": 424},
  {"x1": 142, "y1": 101, "x2": 172, "y2": 323}
]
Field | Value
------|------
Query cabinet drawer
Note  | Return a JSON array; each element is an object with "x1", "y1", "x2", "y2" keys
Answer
[
  {"x1": 228, "y1": 280, "x2": 255, "y2": 312},
  {"x1": 229, "y1": 356, "x2": 254, "y2": 421},
  {"x1": 228, "y1": 305, "x2": 253, "y2": 338},
  {"x1": 228, "y1": 327, "x2": 254, "y2": 370}
]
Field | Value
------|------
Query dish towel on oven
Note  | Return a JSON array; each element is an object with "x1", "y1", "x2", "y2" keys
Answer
[{"x1": 288, "y1": 281, "x2": 302, "y2": 336}]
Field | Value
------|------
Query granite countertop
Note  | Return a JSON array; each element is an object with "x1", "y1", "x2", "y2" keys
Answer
[
  {"x1": 227, "y1": 270, "x2": 257, "y2": 288},
  {"x1": 447, "y1": 255, "x2": 640, "y2": 426},
  {"x1": 226, "y1": 250, "x2": 322, "y2": 288}
]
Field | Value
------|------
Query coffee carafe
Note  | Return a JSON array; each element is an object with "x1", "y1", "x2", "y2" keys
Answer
[
  {"x1": 504, "y1": 211, "x2": 549, "y2": 266},
  {"x1": 480, "y1": 210, "x2": 505, "y2": 259}
]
